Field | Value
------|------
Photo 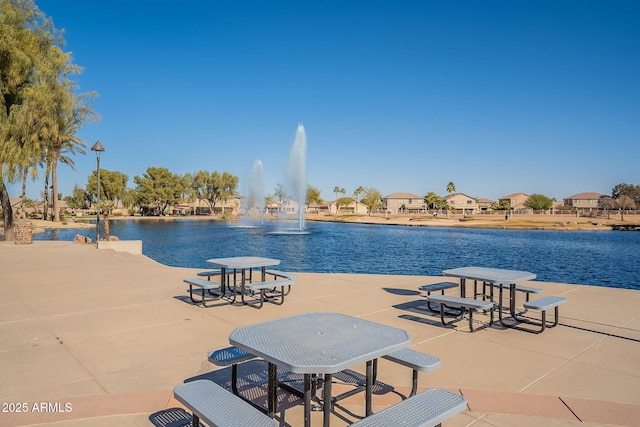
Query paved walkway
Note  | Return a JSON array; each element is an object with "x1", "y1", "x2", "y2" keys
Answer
[{"x1": 1, "y1": 241, "x2": 639, "y2": 426}]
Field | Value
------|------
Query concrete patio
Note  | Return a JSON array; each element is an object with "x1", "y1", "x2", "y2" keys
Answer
[{"x1": 1, "y1": 241, "x2": 639, "y2": 426}]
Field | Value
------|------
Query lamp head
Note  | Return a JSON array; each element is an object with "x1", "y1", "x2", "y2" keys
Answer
[{"x1": 91, "y1": 141, "x2": 105, "y2": 152}]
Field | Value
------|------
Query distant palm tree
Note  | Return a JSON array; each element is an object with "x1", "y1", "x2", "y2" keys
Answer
[
  {"x1": 446, "y1": 181, "x2": 456, "y2": 218},
  {"x1": 96, "y1": 200, "x2": 116, "y2": 240},
  {"x1": 354, "y1": 186, "x2": 364, "y2": 203},
  {"x1": 333, "y1": 186, "x2": 345, "y2": 213}
]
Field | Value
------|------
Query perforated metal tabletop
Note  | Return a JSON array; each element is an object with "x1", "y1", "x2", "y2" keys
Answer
[
  {"x1": 206, "y1": 256, "x2": 281, "y2": 270},
  {"x1": 230, "y1": 312, "x2": 410, "y2": 374},
  {"x1": 229, "y1": 312, "x2": 411, "y2": 426},
  {"x1": 442, "y1": 266, "x2": 536, "y2": 285}
]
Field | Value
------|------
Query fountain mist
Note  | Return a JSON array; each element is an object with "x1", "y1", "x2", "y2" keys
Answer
[
  {"x1": 286, "y1": 124, "x2": 307, "y2": 231},
  {"x1": 239, "y1": 160, "x2": 265, "y2": 227}
]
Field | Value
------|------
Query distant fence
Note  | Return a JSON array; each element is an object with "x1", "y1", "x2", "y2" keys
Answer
[{"x1": 366, "y1": 209, "x2": 640, "y2": 217}]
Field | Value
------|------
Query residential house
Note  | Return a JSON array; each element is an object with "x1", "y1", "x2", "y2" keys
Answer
[
  {"x1": 308, "y1": 199, "x2": 368, "y2": 215},
  {"x1": 383, "y1": 192, "x2": 425, "y2": 214},
  {"x1": 476, "y1": 198, "x2": 495, "y2": 212},
  {"x1": 563, "y1": 192, "x2": 607, "y2": 213},
  {"x1": 9, "y1": 197, "x2": 71, "y2": 218},
  {"x1": 266, "y1": 198, "x2": 303, "y2": 217},
  {"x1": 442, "y1": 193, "x2": 479, "y2": 215},
  {"x1": 498, "y1": 193, "x2": 530, "y2": 213}
]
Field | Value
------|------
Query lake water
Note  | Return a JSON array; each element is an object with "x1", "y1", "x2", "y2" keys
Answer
[{"x1": 35, "y1": 219, "x2": 640, "y2": 290}]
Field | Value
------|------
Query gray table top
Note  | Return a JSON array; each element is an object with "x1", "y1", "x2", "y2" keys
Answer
[
  {"x1": 442, "y1": 266, "x2": 536, "y2": 285},
  {"x1": 229, "y1": 312, "x2": 411, "y2": 374},
  {"x1": 206, "y1": 256, "x2": 281, "y2": 269}
]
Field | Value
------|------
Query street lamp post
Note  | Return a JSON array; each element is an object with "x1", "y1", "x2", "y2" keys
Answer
[{"x1": 91, "y1": 141, "x2": 105, "y2": 243}]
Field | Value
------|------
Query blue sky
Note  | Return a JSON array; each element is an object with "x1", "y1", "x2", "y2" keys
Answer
[{"x1": 15, "y1": 0, "x2": 640, "y2": 202}]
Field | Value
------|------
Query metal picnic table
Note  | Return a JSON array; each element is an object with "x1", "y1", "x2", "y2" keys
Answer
[{"x1": 229, "y1": 312, "x2": 411, "y2": 427}]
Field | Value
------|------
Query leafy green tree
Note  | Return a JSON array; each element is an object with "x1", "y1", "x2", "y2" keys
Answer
[
  {"x1": 1, "y1": 0, "x2": 96, "y2": 233},
  {"x1": 133, "y1": 167, "x2": 185, "y2": 215},
  {"x1": 190, "y1": 170, "x2": 239, "y2": 215},
  {"x1": 64, "y1": 184, "x2": 88, "y2": 209},
  {"x1": 120, "y1": 188, "x2": 136, "y2": 210},
  {"x1": 12, "y1": 4, "x2": 95, "y2": 223},
  {"x1": 0, "y1": 0, "x2": 54, "y2": 239},
  {"x1": 360, "y1": 187, "x2": 383, "y2": 215},
  {"x1": 87, "y1": 169, "x2": 128, "y2": 204},
  {"x1": 273, "y1": 183, "x2": 286, "y2": 202},
  {"x1": 491, "y1": 200, "x2": 511, "y2": 211},
  {"x1": 333, "y1": 186, "x2": 345, "y2": 201},
  {"x1": 433, "y1": 198, "x2": 449, "y2": 210},
  {"x1": 306, "y1": 185, "x2": 322, "y2": 206},
  {"x1": 612, "y1": 183, "x2": 640, "y2": 207},
  {"x1": 423, "y1": 192, "x2": 440, "y2": 209},
  {"x1": 599, "y1": 196, "x2": 617, "y2": 219},
  {"x1": 616, "y1": 195, "x2": 636, "y2": 221},
  {"x1": 336, "y1": 197, "x2": 354, "y2": 213},
  {"x1": 524, "y1": 194, "x2": 553, "y2": 210}
]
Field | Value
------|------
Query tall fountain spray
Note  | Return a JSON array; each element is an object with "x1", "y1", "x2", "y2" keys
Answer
[
  {"x1": 245, "y1": 160, "x2": 265, "y2": 225},
  {"x1": 286, "y1": 123, "x2": 307, "y2": 231}
]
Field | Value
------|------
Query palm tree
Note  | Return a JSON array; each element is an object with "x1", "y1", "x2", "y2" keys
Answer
[
  {"x1": 333, "y1": 187, "x2": 345, "y2": 213},
  {"x1": 353, "y1": 186, "x2": 364, "y2": 203},
  {"x1": 96, "y1": 200, "x2": 116, "y2": 240},
  {"x1": 44, "y1": 64, "x2": 96, "y2": 222},
  {"x1": 353, "y1": 186, "x2": 364, "y2": 214},
  {"x1": 446, "y1": 181, "x2": 456, "y2": 218}
]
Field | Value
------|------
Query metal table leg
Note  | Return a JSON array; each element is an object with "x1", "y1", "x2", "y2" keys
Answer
[
  {"x1": 366, "y1": 359, "x2": 374, "y2": 416},
  {"x1": 304, "y1": 374, "x2": 312, "y2": 427},
  {"x1": 268, "y1": 363, "x2": 278, "y2": 418},
  {"x1": 323, "y1": 374, "x2": 332, "y2": 427}
]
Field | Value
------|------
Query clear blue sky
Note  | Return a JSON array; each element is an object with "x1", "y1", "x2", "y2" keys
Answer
[{"x1": 16, "y1": 0, "x2": 640, "y2": 202}]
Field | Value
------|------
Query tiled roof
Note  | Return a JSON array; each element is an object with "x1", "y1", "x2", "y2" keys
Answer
[
  {"x1": 383, "y1": 192, "x2": 423, "y2": 199},
  {"x1": 499, "y1": 192, "x2": 529, "y2": 199},
  {"x1": 564, "y1": 192, "x2": 607, "y2": 200},
  {"x1": 442, "y1": 192, "x2": 476, "y2": 200}
]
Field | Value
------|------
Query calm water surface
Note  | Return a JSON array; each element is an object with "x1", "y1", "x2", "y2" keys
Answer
[{"x1": 36, "y1": 219, "x2": 640, "y2": 290}]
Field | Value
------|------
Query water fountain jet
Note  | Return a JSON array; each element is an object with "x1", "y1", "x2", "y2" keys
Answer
[
  {"x1": 238, "y1": 160, "x2": 265, "y2": 228},
  {"x1": 270, "y1": 123, "x2": 309, "y2": 234},
  {"x1": 287, "y1": 123, "x2": 307, "y2": 231}
]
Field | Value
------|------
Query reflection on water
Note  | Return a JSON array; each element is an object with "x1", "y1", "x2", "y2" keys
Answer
[{"x1": 34, "y1": 219, "x2": 640, "y2": 290}]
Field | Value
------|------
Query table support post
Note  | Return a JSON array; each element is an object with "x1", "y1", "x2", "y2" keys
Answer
[
  {"x1": 304, "y1": 374, "x2": 312, "y2": 427},
  {"x1": 323, "y1": 373, "x2": 332, "y2": 427},
  {"x1": 268, "y1": 362, "x2": 277, "y2": 418},
  {"x1": 366, "y1": 359, "x2": 374, "y2": 416}
]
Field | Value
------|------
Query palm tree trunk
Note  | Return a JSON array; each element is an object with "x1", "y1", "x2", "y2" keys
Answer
[
  {"x1": 51, "y1": 149, "x2": 60, "y2": 222},
  {"x1": 104, "y1": 212, "x2": 110, "y2": 240},
  {"x1": 43, "y1": 171, "x2": 49, "y2": 221},
  {"x1": 1, "y1": 180, "x2": 15, "y2": 241}
]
